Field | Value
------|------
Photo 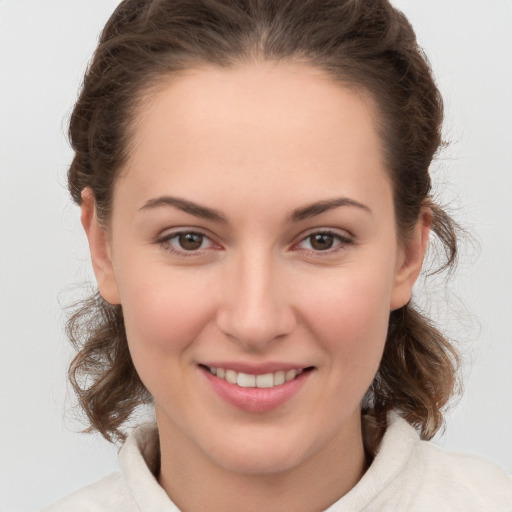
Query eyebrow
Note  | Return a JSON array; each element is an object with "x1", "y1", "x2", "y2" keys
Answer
[
  {"x1": 289, "y1": 197, "x2": 372, "y2": 222},
  {"x1": 139, "y1": 196, "x2": 228, "y2": 223},
  {"x1": 139, "y1": 195, "x2": 371, "y2": 223}
]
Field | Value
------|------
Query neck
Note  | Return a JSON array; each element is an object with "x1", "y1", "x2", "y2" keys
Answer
[{"x1": 157, "y1": 410, "x2": 367, "y2": 512}]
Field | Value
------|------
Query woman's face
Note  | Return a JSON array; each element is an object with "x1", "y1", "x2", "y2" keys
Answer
[{"x1": 84, "y1": 62, "x2": 427, "y2": 475}]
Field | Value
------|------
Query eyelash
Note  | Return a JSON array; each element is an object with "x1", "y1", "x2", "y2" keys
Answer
[
  {"x1": 155, "y1": 230, "x2": 216, "y2": 257},
  {"x1": 294, "y1": 230, "x2": 354, "y2": 255},
  {"x1": 155, "y1": 229, "x2": 354, "y2": 257}
]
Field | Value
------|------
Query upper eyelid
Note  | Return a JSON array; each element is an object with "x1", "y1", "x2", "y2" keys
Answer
[
  {"x1": 291, "y1": 229, "x2": 354, "y2": 252},
  {"x1": 155, "y1": 228, "x2": 216, "y2": 250},
  {"x1": 156, "y1": 226, "x2": 215, "y2": 241},
  {"x1": 155, "y1": 230, "x2": 218, "y2": 257},
  {"x1": 296, "y1": 227, "x2": 354, "y2": 241}
]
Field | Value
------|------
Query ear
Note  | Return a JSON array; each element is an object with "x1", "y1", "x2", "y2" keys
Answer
[
  {"x1": 390, "y1": 208, "x2": 431, "y2": 311},
  {"x1": 80, "y1": 188, "x2": 121, "y2": 305}
]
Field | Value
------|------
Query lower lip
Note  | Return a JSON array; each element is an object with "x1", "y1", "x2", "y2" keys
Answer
[{"x1": 201, "y1": 367, "x2": 311, "y2": 413}]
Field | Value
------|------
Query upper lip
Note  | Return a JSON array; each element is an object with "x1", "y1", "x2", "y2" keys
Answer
[{"x1": 199, "y1": 361, "x2": 312, "y2": 375}]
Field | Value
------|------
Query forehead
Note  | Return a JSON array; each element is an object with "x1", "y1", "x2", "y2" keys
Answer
[{"x1": 119, "y1": 61, "x2": 391, "y2": 213}]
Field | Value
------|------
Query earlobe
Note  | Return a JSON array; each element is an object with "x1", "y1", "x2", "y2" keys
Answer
[
  {"x1": 390, "y1": 208, "x2": 432, "y2": 311},
  {"x1": 80, "y1": 188, "x2": 121, "y2": 305}
]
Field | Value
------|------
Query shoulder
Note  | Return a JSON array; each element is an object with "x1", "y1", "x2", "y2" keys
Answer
[
  {"x1": 43, "y1": 423, "x2": 175, "y2": 512},
  {"x1": 378, "y1": 414, "x2": 512, "y2": 510},
  {"x1": 42, "y1": 471, "x2": 135, "y2": 512},
  {"x1": 335, "y1": 413, "x2": 512, "y2": 512},
  {"x1": 410, "y1": 436, "x2": 512, "y2": 507}
]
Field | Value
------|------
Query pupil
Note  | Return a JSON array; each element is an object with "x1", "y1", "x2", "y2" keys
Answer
[
  {"x1": 311, "y1": 234, "x2": 334, "y2": 250},
  {"x1": 179, "y1": 233, "x2": 203, "y2": 250}
]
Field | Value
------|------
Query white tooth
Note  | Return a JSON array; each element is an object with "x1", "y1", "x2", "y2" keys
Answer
[
  {"x1": 274, "y1": 371, "x2": 285, "y2": 386},
  {"x1": 285, "y1": 369, "x2": 297, "y2": 382},
  {"x1": 256, "y1": 373, "x2": 274, "y2": 388},
  {"x1": 225, "y1": 369, "x2": 237, "y2": 384},
  {"x1": 237, "y1": 372, "x2": 256, "y2": 388},
  {"x1": 209, "y1": 366, "x2": 217, "y2": 376},
  {"x1": 217, "y1": 368, "x2": 225, "y2": 379}
]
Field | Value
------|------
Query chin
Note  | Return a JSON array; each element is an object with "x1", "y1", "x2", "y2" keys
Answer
[
  {"x1": 214, "y1": 446, "x2": 305, "y2": 475},
  {"x1": 201, "y1": 425, "x2": 322, "y2": 476}
]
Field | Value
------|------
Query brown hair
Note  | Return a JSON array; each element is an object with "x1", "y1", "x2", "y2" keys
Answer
[{"x1": 67, "y1": 0, "x2": 459, "y2": 443}]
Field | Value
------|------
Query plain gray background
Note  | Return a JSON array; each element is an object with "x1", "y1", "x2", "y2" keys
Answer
[{"x1": 1, "y1": 1, "x2": 511, "y2": 510}]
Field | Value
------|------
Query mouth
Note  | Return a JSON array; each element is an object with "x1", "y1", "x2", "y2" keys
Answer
[{"x1": 200, "y1": 364, "x2": 314, "y2": 389}]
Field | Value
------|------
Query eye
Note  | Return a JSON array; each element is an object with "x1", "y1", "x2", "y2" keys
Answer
[
  {"x1": 157, "y1": 230, "x2": 216, "y2": 255},
  {"x1": 296, "y1": 230, "x2": 352, "y2": 253},
  {"x1": 307, "y1": 233, "x2": 337, "y2": 251},
  {"x1": 175, "y1": 232, "x2": 207, "y2": 251}
]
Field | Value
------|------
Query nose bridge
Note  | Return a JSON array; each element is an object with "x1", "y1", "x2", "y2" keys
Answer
[{"x1": 217, "y1": 245, "x2": 294, "y2": 348}]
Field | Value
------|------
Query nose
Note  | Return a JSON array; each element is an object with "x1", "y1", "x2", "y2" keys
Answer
[{"x1": 216, "y1": 250, "x2": 296, "y2": 351}]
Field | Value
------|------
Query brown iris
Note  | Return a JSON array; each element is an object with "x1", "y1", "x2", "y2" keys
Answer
[
  {"x1": 309, "y1": 233, "x2": 335, "y2": 251},
  {"x1": 178, "y1": 233, "x2": 204, "y2": 250}
]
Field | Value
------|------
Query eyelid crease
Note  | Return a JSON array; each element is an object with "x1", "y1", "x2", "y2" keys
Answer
[{"x1": 155, "y1": 227, "x2": 209, "y2": 238}]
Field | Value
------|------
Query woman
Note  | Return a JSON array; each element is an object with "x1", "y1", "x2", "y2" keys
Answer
[{"x1": 44, "y1": 0, "x2": 512, "y2": 510}]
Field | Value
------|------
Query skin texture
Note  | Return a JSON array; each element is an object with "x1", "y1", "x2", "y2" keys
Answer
[{"x1": 81, "y1": 61, "x2": 430, "y2": 512}]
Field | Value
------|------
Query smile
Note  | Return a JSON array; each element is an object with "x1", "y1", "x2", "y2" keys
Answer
[
  {"x1": 206, "y1": 366, "x2": 304, "y2": 388},
  {"x1": 200, "y1": 363, "x2": 314, "y2": 413}
]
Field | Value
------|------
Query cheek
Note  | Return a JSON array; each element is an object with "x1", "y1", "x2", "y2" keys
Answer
[
  {"x1": 115, "y1": 264, "x2": 217, "y2": 366},
  {"x1": 301, "y1": 267, "x2": 393, "y2": 377},
  {"x1": 116, "y1": 268, "x2": 222, "y2": 413}
]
